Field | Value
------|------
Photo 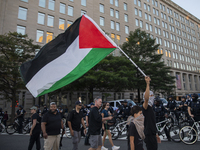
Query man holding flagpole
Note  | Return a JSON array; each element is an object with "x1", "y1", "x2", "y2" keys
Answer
[{"x1": 142, "y1": 76, "x2": 161, "y2": 150}]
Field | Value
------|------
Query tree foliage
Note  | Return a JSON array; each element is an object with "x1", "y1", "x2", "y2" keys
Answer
[
  {"x1": 121, "y1": 28, "x2": 175, "y2": 97},
  {"x1": 0, "y1": 32, "x2": 40, "y2": 120}
]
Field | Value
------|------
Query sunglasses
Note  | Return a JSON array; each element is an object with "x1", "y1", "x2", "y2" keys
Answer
[{"x1": 78, "y1": 104, "x2": 82, "y2": 106}]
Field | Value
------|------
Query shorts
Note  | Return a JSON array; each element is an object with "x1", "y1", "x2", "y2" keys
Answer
[
  {"x1": 104, "y1": 123, "x2": 110, "y2": 130},
  {"x1": 89, "y1": 134, "x2": 102, "y2": 149}
]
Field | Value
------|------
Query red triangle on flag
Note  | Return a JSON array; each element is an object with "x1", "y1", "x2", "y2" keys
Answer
[{"x1": 79, "y1": 15, "x2": 116, "y2": 49}]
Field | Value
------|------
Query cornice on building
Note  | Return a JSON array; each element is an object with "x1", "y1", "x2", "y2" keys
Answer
[{"x1": 161, "y1": 0, "x2": 200, "y2": 25}]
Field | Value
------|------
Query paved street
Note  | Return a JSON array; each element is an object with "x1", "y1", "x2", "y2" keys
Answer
[{"x1": 0, "y1": 133, "x2": 200, "y2": 150}]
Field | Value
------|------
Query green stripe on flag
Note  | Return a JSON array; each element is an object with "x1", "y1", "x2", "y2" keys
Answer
[{"x1": 38, "y1": 47, "x2": 116, "y2": 97}]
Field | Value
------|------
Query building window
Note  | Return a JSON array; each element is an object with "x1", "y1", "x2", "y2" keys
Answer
[
  {"x1": 81, "y1": 10, "x2": 86, "y2": 16},
  {"x1": 59, "y1": 18, "x2": 65, "y2": 30},
  {"x1": 17, "y1": 25, "x2": 26, "y2": 35},
  {"x1": 37, "y1": 12, "x2": 45, "y2": 25},
  {"x1": 47, "y1": 15, "x2": 54, "y2": 27},
  {"x1": 21, "y1": 0, "x2": 28, "y2": 2},
  {"x1": 100, "y1": 17, "x2": 104, "y2": 26},
  {"x1": 18, "y1": 7, "x2": 27, "y2": 20},
  {"x1": 60, "y1": 3, "x2": 65, "y2": 14},
  {"x1": 115, "y1": 10, "x2": 119, "y2": 19},
  {"x1": 111, "y1": 20, "x2": 115, "y2": 29},
  {"x1": 110, "y1": 0, "x2": 113, "y2": 5},
  {"x1": 125, "y1": 26, "x2": 129, "y2": 34},
  {"x1": 67, "y1": 20, "x2": 73, "y2": 28},
  {"x1": 124, "y1": 3, "x2": 127, "y2": 11},
  {"x1": 149, "y1": 15, "x2": 151, "y2": 21},
  {"x1": 116, "y1": 35, "x2": 120, "y2": 45},
  {"x1": 81, "y1": 0, "x2": 86, "y2": 6},
  {"x1": 46, "y1": 32, "x2": 53, "y2": 43},
  {"x1": 39, "y1": 0, "x2": 46, "y2": 8},
  {"x1": 139, "y1": 10, "x2": 142, "y2": 17},
  {"x1": 135, "y1": 19, "x2": 139, "y2": 26},
  {"x1": 115, "y1": 0, "x2": 119, "y2": 7},
  {"x1": 134, "y1": 0, "x2": 137, "y2": 5},
  {"x1": 150, "y1": 24, "x2": 152, "y2": 32},
  {"x1": 145, "y1": 13, "x2": 148, "y2": 20},
  {"x1": 124, "y1": 14, "x2": 128, "y2": 22},
  {"x1": 138, "y1": 0, "x2": 141, "y2": 7},
  {"x1": 68, "y1": 6, "x2": 73, "y2": 16},
  {"x1": 116, "y1": 22, "x2": 120, "y2": 31},
  {"x1": 144, "y1": 3, "x2": 147, "y2": 10},
  {"x1": 146, "y1": 23, "x2": 149, "y2": 30},
  {"x1": 48, "y1": 0, "x2": 55, "y2": 10},
  {"x1": 36, "y1": 30, "x2": 44, "y2": 43},
  {"x1": 140, "y1": 20, "x2": 143, "y2": 28},
  {"x1": 110, "y1": 8, "x2": 114, "y2": 17},
  {"x1": 99, "y1": 4, "x2": 104, "y2": 13},
  {"x1": 135, "y1": 8, "x2": 138, "y2": 15}
]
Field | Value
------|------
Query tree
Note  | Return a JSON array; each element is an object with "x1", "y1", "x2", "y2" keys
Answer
[
  {"x1": 0, "y1": 32, "x2": 40, "y2": 120},
  {"x1": 121, "y1": 28, "x2": 175, "y2": 102},
  {"x1": 59, "y1": 55, "x2": 137, "y2": 103}
]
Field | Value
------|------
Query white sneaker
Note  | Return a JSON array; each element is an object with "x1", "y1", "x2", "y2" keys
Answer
[
  {"x1": 101, "y1": 146, "x2": 108, "y2": 150},
  {"x1": 112, "y1": 145, "x2": 120, "y2": 150}
]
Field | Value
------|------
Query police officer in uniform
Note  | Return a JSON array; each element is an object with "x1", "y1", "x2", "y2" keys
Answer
[
  {"x1": 179, "y1": 96, "x2": 189, "y2": 120},
  {"x1": 188, "y1": 93, "x2": 200, "y2": 123},
  {"x1": 41, "y1": 104, "x2": 48, "y2": 116},
  {"x1": 166, "y1": 96, "x2": 179, "y2": 124},
  {"x1": 16, "y1": 105, "x2": 26, "y2": 133},
  {"x1": 153, "y1": 98, "x2": 170, "y2": 141},
  {"x1": 121, "y1": 100, "x2": 131, "y2": 121}
]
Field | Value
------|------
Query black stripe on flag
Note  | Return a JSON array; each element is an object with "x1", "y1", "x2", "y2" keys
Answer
[{"x1": 20, "y1": 16, "x2": 82, "y2": 84}]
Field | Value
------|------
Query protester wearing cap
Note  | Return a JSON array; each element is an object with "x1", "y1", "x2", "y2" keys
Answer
[
  {"x1": 68, "y1": 101, "x2": 87, "y2": 150},
  {"x1": 41, "y1": 102, "x2": 65, "y2": 150},
  {"x1": 28, "y1": 106, "x2": 41, "y2": 150},
  {"x1": 142, "y1": 76, "x2": 160, "y2": 150}
]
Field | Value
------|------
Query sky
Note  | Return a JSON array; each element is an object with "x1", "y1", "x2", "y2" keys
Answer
[{"x1": 171, "y1": 0, "x2": 200, "y2": 19}]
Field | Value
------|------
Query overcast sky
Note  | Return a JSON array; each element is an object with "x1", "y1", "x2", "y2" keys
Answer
[{"x1": 171, "y1": 0, "x2": 200, "y2": 19}]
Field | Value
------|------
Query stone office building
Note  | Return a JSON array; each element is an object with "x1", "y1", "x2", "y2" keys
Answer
[{"x1": 0, "y1": 0, "x2": 200, "y2": 114}]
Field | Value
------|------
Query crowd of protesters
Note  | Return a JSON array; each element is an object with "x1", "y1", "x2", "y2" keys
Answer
[{"x1": 3, "y1": 76, "x2": 198, "y2": 150}]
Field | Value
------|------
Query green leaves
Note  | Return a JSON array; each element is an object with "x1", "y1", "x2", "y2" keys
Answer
[{"x1": 121, "y1": 28, "x2": 175, "y2": 94}]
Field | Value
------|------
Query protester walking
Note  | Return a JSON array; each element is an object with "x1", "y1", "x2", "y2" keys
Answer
[
  {"x1": 88, "y1": 97, "x2": 113, "y2": 150},
  {"x1": 101, "y1": 102, "x2": 120, "y2": 150},
  {"x1": 142, "y1": 76, "x2": 160, "y2": 150},
  {"x1": 68, "y1": 101, "x2": 87, "y2": 150},
  {"x1": 28, "y1": 106, "x2": 41, "y2": 150},
  {"x1": 3, "y1": 111, "x2": 8, "y2": 126},
  {"x1": 41, "y1": 102, "x2": 65, "y2": 150},
  {"x1": 127, "y1": 106, "x2": 145, "y2": 150}
]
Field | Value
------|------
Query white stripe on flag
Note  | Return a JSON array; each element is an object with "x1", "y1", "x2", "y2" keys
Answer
[{"x1": 26, "y1": 37, "x2": 91, "y2": 97}]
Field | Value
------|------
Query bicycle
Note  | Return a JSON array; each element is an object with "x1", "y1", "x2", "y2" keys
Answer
[
  {"x1": 0, "y1": 116, "x2": 6, "y2": 133},
  {"x1": 156, "y1": 116, "x2": 181, "y2": 142},
  {"x1": 179, "y1": 117, "x2": 200, "y2": 145},
  {"x1": 110, "y1": 121, "x2": 127, "y2": 140}
]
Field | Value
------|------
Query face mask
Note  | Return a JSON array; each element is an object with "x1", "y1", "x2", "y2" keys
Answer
[{"x1": 148, "y1": 96, "x2": 155, "y2": 107}]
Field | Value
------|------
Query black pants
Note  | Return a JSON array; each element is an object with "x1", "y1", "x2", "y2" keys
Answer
[
  {"x1": 18, "y1": 118, "x2": 23, "y2": 133},
  {"x1": 28, "y1": 131, "x2": 41, "y2": 150},
  {"x1": 144, "y1": 135, "x2": 158, "y2": 150}
]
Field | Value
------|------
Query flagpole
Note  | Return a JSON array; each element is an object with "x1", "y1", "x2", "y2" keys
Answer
[{"x1": 117, "y1": 46, "x2": 146, "y2": 77}]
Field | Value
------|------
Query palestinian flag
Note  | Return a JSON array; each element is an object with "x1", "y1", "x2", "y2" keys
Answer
[{"x1": 20, "y1": 15, "x2": 117, "y2": 98}]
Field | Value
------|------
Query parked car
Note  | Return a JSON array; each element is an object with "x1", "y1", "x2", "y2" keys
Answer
[{"x1": 108, "y1": 99, "x2": 136, "y2": 111}]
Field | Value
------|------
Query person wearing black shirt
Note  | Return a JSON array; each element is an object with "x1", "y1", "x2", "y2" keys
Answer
[
  {"x1": 88, "y1": 97, "x2": 112, "y2": 150},
  {"x1": 41, "y1": 104, "x2": 48, "y2": 116},
  {"x1": 28, "y1": 106, "x2": 41, "y2": 150},
  {"x1": 153, "y1": 99, "x2": 170, "y2": 141},
  {"x1": 41, "y1": 102, "x2": 65, "y2": 150},
  {"x1": 121, "y1": 100, "x2": 131, "y2": 121},
  {"x1": 179, "y1": 96, "x2": 189, "y2": 120},
  {"x1": 68, "y1": 101, "x2": 86, "y2": 150},
  {"x1": 128, "y1": 106, "x2": 144, "y2": 150},
  {"x1": 166, "y1": 96, "x2": 179, "y2": 124},
  {"x1": 188, "y1": 93, "x2": 200, "y2": 122},
  {"x1": 142, "y1": 76, "x2": 160, "y2": 150},
  {"x1": 16, "y1": 105, "x2": 26, "y2": 134}
]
